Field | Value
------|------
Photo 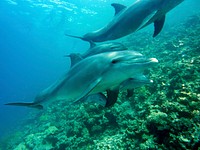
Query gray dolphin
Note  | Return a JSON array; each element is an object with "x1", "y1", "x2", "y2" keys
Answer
[
  {"x1": 66, "y1": 0, "x2": 184, "y2": 42},
  {"x1": 65, "y1": 41, "x2": 127, "y2": 67},
  {"x1": 5, "y1": 51, "x2": 158, "y2": 109},
  {"x1": 81, "y1": 42, "x2": 127, "y2": 58}
]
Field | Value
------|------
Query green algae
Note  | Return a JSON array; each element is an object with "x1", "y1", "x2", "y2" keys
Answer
[{"x1": 2, "y1": 13, "x2": 200, "y2": 150}]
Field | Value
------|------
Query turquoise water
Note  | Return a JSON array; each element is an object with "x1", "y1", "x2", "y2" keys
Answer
[{"x1": 0, "y1": 0, "x2": 200, "y2": 149}]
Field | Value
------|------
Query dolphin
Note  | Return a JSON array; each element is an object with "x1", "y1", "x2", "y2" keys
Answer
[
  {"x1": 5, "y1": 51, "x2": 158, "y2": 109},
  {"x1": 66, "y1": 0, "x2": 184, "y2": 42},
  {"x1": 65, "y1": 41, "x2": 127, "y2": 67},
  {"x1": 81, "y1": 42, "x2": 127, "y2": 58}
]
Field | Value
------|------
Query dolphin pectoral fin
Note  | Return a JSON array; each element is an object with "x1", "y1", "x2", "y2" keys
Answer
[
  {"x1": 153, "y1": 15, "x2": 166, "y2": 37},
  {"x1": 126, "y1": 89, "x2": 134, "y2": 98},
  {"x1": 105, "y1": 89, "x2": 119, "y2": 107},
  {"x1": 4, "y1": 102, "x2": 43, "y2": 110},
  {"x1": 111, "y1": 3, "x2": 126, "y2": 16},
  {"x1": 73, "y1": 78, "x2": 102, "y2": 104}
]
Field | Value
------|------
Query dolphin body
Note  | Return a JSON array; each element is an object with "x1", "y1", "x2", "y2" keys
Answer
[
  {"x1": 5, "y1": 51, "x2": 158, "y2": 109},
  {"x1": 68, "y1": 53, "x2": 153, "y2": 106},
  {"x1": 66, "y1": 0, "x2": 184, "y2": 42},
  {"x1": 67, "y1": 50, "x2": 154, "y2": 107},
  {"x1": 65, "y1": 42, "x2": 128, "y2": 107}
]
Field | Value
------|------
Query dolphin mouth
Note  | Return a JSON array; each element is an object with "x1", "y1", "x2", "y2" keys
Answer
[{"x1": 127, "y1": 57, "x2": 158, "y2": 64}]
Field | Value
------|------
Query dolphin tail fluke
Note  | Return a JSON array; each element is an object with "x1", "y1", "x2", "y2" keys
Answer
[
  {"x1": 5, "y1": 102, "x2": 43, "y2": 110},
  {"x1": 65, "y1": 34, "x2": 85, "y2": 41}
]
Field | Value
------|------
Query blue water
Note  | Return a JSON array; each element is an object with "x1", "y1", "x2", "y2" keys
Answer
[{"x1": 0, "y1": 0, "x2": 199, "y2": 142}]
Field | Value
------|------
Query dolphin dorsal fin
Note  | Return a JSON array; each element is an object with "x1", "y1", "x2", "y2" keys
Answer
[
  {"x1": 65, "y1": 53, "x2": 83, "y2": 67},
  {"x1": 111, "y1": 3, "x2": 126, "y2": 16},
  {"x1": 89, "y1": 41, "x2": 96, "y2": 48}
]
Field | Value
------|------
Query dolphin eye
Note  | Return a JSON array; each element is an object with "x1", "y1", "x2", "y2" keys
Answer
[{"x1": 111, "y1": 59, "x2": 119, "y2": 64}]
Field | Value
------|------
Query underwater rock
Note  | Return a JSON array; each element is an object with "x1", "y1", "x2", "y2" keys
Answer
[{"x1": 45, "y1": 126, "x2": 58, "y2": 135}]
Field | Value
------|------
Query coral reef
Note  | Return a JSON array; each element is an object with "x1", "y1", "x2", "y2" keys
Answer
[{"x1": 2, "y1": 13, "x2": 200, "y2": 150}]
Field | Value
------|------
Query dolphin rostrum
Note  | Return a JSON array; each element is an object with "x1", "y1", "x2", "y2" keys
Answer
[
  {"x1": 5, "y1": 51, "x2": 158, "y2": 109},
  {"x1": 66, "y1": 0, "x2": 184, "y2": 42}
]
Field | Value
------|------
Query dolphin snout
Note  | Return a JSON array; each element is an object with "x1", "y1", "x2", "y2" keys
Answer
[{"x1": 149, "y1": 58, "x2": 158, "y2": 63}]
